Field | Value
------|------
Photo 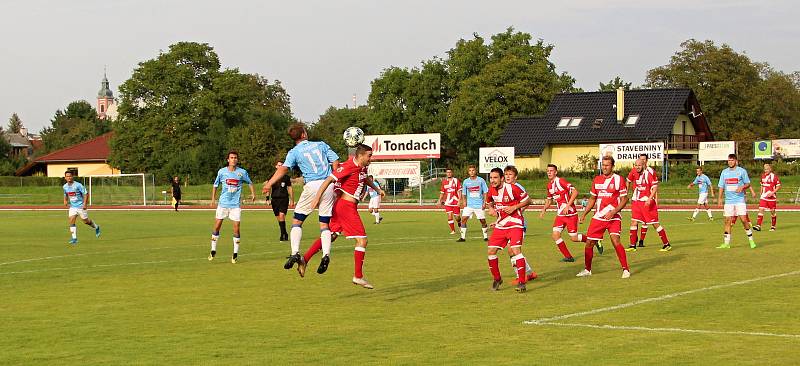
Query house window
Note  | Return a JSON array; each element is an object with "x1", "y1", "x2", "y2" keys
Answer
[
  {"x1": 557, "y1": 117, "x2": 583, "y2": 129},
  {"x1": 625, "y1": 115, "x2": 639, "y2": 126},
  {"x1": 568, "y1": 118, "x2": 582, "y2": 127},
  {"x1": 558, "y1": 117, "x2": 571, "y2": 127},
  {"x1": 100, "y1": 105, "x2": 105, "y2": 112}
]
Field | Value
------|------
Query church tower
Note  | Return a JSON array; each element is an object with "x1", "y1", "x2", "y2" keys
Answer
[{"x1": 97, "y1": 71, "x2": 115, "y2": 120}]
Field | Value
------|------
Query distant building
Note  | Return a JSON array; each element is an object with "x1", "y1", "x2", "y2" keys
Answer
[
  {"x1": 97, "y1": 72, "x2": 118, "y2": 121},
  {"x1": 3, "y1": 124, "x2": 42, "y2": 161},
  {"x1": 15, "y1": 132, "x2": 119, "y2": 177}
]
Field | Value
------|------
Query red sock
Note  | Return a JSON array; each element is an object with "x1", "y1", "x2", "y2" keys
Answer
[
  {"x1": 640, "y1": 226, "x2": 648, "y2": 241},
  {"x1": 488, "y1": 256, "x2": 501, "y2": 281},
  {"x1": 629, "y1": 227, "x2": 638, "y2": 245},
  {"x1": 584, "y1": 246, "x2": 594, "y2": 271},
  {"x1": 772, "y1": 215, "x2": 777, "y2": 227},
  {"x1": 304, "y1": 238, "x2": 322, "y2": 263},
  {"x1": 556, "y1": 239, "x2": 573, "y2": 258},
  {"x1": 354, "y1": 247, "x2": 365, "y2": 278},
  {"x1": 757, "y1": 214, "x2": 764, "y2": 226},
  {"x1": 657, "y1": 227, "x2": 669, "y2": 244},
  {"x1": 613, "y1": 244, "x2": 629, "y2": 270},
  {"x1": 579, "y1": 233, "x2": 587, "y2": 242},
  {"x1": 515, "y1": 256, "x2": 527, "y2": 284},
  {"x1": 448, "y1": 220, "x2": 455, "y2": 232}
]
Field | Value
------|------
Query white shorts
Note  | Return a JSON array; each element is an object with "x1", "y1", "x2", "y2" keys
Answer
[
  {"x1": 215, "y1": 207, "x2": 242, "y2": 221},
  {"x1": 697, "y1": 193, "x2": 708, "y2": 205},
  {"x1": 294, "y1": 180, "x2": 335, "y2": 218},
  {"x1": 368, "y1": 196, "x2": 381, "y2": 209},
  {"x1": 68, "y1": 207, "x2": 89, "y2": 220},
  {"x1": 723, "y1": 203, "x2": 748, "y2": 217},
  {"x1": 462, "y1": 207, "x2": 486, "y2": 220}
]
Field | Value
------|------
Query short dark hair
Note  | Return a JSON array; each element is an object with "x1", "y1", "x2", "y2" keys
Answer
[
  {"x1": 355, "y1": 143, "x2": 372, "y2": 156},
  {"x1": 728, "y1": 153, "x2": 737, "y2": 160},
  {"x1": 467, "y1": 164, "x2": 476, "y2": 170},
  {"x1": 547, "y1": 164, "x2": 558, "y2": 170},
  {"x1": 227, "y1": 150, "x2": 239, "y2": 159},
  {"x1": 445, "y1": 168, "x2": 452, "y2": 172},
  {"x1": 64, "y1": 170, "x2": 73, "y2": 176},
  {"x1": 696, "y1": 167, "x2": 703, "y2": 171},
  {"x1": 639, "y1": 153, "x2": 649, "y2": 160},
  {"x1": 504, "y1": 165, "x2": 518, "y2": 176},
  {"x1": 601, "y1": 155, "x2": 615, "y2": 166},
  {"x1": 288, "y1": 123, "x2": 306, "y2": 141},
  {"x1": 490, "y1": 167, "x2": 503, "y2": 176}
]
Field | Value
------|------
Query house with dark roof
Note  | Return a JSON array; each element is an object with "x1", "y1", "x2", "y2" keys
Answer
[
  {"x1": 15, "y1": 132, "x2": 119, "y2": 177},
  {"x1": 497, "y1": 88, "x2": 713, "y2": 171}
]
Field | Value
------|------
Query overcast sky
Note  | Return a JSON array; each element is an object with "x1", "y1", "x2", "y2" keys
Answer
[{"x1": 1, "y1": 0, "x2": 797, "y2": 133}]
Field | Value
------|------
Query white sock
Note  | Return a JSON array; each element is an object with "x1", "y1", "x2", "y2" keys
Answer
[
  {"x1": 211, "y1": 233, "x2": 219, "y2": 252},
  {"x1": 692, "y1": 209, "x2": 699, "y2": 218},
  {"x1": 724, "y1": 233, "x2": 731, "y2": 245},
  {"x1": 707, "y1": 209, "x2": 713, "y2": 218},
  {"x1": 233, "y1": 236, "x2": 240, "y2": 254},
  {"x1": 481, "y1": 226, "x2": 488, "y2": 238},
  {"x1": 290, "y1": 226, "x2": 302, "y2": 254},
  {"x1": 321, "y1": 229, "x2": 332, "y2": 256},
  {"x1": 525, "y1": 260, "x2": 533, "y2": 274},
  {"x1": 460, "y1": 226, "x2": 467, "y2": 239},
  {"x1": 373, "y1": 212, "x2": 380, "y2": 223},
  {"x1": 69, "y1": 225, "x2": 77, "y2": 239}
]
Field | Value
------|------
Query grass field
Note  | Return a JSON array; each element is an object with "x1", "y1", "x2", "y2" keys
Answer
[{"x1": 2, "y1": 209, "x2": 799, "y2": 365}]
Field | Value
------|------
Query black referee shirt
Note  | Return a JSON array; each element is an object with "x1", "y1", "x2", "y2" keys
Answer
[{"x1": 270, "y1": 175, "x2": 291, "y2": 199}]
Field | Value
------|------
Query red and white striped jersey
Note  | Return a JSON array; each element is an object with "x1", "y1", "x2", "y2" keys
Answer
[
  {"x1": 546, "y1": 177, "x2": 577, "y2": 216},
  {"x1": 488, "y1": 182, "x2": 529, "y2": 229},
  {"x1": 760, "y1": 172, "x2": 781, "y2": 201},
  {"x1": 590, "y1": 173, "x2": 627, "y2": 221},
  {"x1": 331, "y1": 157, "x2": 368, "y2": 199},
  {"x1": 627, "y1": 167, "x2": 659, "y2": 202},
  {"x1": 440, "y1": 178, "x2": 461, "y2": 207}
]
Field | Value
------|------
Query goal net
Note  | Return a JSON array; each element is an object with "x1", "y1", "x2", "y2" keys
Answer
[{"x1": 85, "y1": 173, "x2": 156, "y2": 206}]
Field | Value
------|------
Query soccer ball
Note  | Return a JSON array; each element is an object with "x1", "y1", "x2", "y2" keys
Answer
[{"x1": 343, "y1": 126, "x2": 365, "y2": 147}]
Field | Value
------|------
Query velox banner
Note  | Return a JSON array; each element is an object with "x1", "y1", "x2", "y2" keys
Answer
[
  {"x1": 753, "y1": 140, "x2": 773, "y2": 160},
  {"x1": 365, "y1": 133, "x2": 440, "y2": 160},
  {"x1": 772, "y1": 139, "x2": 800, "y2": 158},
  {"x1": 478, "y1": 147, "x2": 515, "y2": 173},
  {"x1": 367, "y1": 161, "x2": 421, "y2": 179},
  {"x1": 699, "y1": 141, "x2": 735, "y2": 162},
  {"x1": 598, "y1": 142, "x2": 664, "y2": 162}
]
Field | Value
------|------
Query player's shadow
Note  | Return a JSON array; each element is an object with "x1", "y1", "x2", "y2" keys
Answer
[{"x1": 338, "y1": 269, "x2": 486, "y2": 301}]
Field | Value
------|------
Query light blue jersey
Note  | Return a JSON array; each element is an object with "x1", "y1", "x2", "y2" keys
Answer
[
  {"x1": 63, "y1": 182, "x2": 87, "y2": 209},
  {"x1": 718, "y1": 166, "x2": 750, "y2": 204},
  {"x1": 284, "y1": 140, "x2": 339, "y2": 183},
  {"x1": 213, "y1": 167, "x2": 252, "y2": 208},
  {"x1": 462, "y1": 176, "x2": 488, "y2": 209},
  {"x1": 693, "y1": 174, "x2": 712, "y2": 194},
  {"x1": 367, "y1": 181, "x2": 381, "y2": 198}
]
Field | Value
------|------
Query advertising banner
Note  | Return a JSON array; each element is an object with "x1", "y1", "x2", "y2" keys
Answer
[
  {"x1": 699, "y1": 141, "x2": 736, "y2": 163},
  {"x1": 365, "y1": 133, "x2": 440, "y2": 160},
  {"x1": 598, "y1": 142, "x2": 664, "y2": 162},
  {"x1": 478, "y1": 147, "x2": 515, "y2": 173}
]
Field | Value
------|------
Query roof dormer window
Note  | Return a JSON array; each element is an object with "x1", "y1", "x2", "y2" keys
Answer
[
  {"x1": 557, "y1": 117, "x2": 582, "y2": 129},
  {"x1": 625, "y1": 114, "x2": 639, "y2": 126},
  {"x1": 558, "y1": 117, "x2": 571, "y2": 127}
]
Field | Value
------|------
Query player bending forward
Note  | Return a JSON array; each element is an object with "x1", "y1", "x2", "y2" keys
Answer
[
  {"x1": 577, "y1": 156, "x2": 631, "y2": 279},
  {"x1": 305, "y1": 144, "x2": 384, "y2": 289},
  {"x1": 486, "y1": 166, "x2": 534, "y2": 293}
]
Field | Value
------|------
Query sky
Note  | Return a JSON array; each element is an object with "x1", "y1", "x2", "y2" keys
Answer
[{"x1": 1, "y1": 0, "x2": 797, "y2": 133}]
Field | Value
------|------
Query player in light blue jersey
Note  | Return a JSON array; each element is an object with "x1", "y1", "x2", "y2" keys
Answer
[
  {"x1": 208, "y1": 150, "x2": 255, "y2": 264},
  {"x1": 62, "y1": 171, "x2": 100, "y2": 245},
  {"x1": 687, "y1": 166, "x2": 714, "y2": 221},
  {"x1": 263, "y1": 123, "x2": 340, "y2": 276},
  {"x1": 717, "y1": 154, "x2": 755, "y2": 249},
  {"x1": 360, "y1": 175, "x2": 383, "y2": 224},
  {"x1": 457, "y1": 165, "x2": 489, "y2": 242}
]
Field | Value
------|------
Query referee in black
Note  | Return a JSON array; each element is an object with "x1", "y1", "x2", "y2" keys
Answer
[{"x1": 268, "y1": 161, "x2": 294, "y2": 241}]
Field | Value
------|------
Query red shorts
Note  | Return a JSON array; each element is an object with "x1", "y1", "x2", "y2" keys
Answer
[
  {"x1": 586, "y1": 218, "x2": 622, "y2": 241},
  {"x1": 553, "y1": 215, "x2": 579, "y2": 234},
  {"x1": 759, "y1": 199, "x2": 776, "y2": 210},
  {"x1": 631, "y1": 200, "x2": 659, "y2": 224},
  {"x1": 444, "y1": 205, "x2": 460, "y2": 216},
  {"x1": 329, "y1": 199, "x2": 366, "y2": 238},
  {"x1": 488, "y1": 227, "x2": 524, "y2": 249}
]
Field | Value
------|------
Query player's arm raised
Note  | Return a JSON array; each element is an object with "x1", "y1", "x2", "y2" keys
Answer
[{"x1": 263, "y1": 165, "x2": 289, "y2": 195}]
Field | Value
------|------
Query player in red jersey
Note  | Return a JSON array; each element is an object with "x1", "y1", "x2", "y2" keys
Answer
[
  {"x1": 754, "y1": 163, "x2": 781, "y2": 232},
  {"x1": 577, "y1": 155, "x2": 631, "y2": 279},
  {"x1": 627, "y1": 154, "x2": 657, "y2": 248},
  {"x1": 486, "y1": 166, "x2": 532, "y2": 293},
  {"x1": 626, "y1": 158, "x2": 671, "y2": 252},
  {"x1": 437, "y1": 168, "x2": 461, "y2": 234},
  {"x1": 539, "y1": 164, "x2": 589, "y2": 262},
  {"x1": 306, "y1": 144, "x2": 384, "y2": 289}
]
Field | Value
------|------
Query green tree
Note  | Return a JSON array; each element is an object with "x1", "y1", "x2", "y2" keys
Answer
[
  {"x1": 40, "y1": 101, "x2": 109, "y2": 153},
  {"x1": 598, "y1": 76, "x2": 633, "y2": 91},
  {"x1": 7, "y1": 113, "x2": 23, "y2": 134}
]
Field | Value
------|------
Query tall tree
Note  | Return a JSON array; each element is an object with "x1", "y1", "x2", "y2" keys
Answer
[
  {"x1": 40, "y1": 101, "x2": 109, "y2": 153},
  {"x1": 7, "y1": 113, "x2": 23, "y2": 134},
  {"x1": 598, "y1": 76, "x2": 633, "y2": 91}
]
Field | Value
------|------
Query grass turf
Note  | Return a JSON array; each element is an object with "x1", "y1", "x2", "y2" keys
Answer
[{"x1": 1, "y1": 210, "x2": 799, "y2": 365}]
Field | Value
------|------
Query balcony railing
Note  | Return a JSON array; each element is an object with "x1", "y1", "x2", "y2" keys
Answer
[{"x1": 667, "y1": 134, "x2": 698, "y2": 150}]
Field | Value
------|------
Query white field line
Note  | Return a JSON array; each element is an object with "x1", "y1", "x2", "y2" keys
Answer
[
  {"x1": 534, "y1": 322, "x2": 800, "y2": 339},
  {"x1": 0, "y1": 236, "x2": 460, "y2": 275},
  {"x1": 524, "y1": 270, "x2": 800, "y2": 325}
]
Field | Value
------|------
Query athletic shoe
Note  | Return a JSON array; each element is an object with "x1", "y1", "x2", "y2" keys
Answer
[
  {"x1": 352, "y1": 277, "x2": 374, "y2": 289},
  {"x1": 379, "y1": 217, "x2": 383, "y2": 224},
  {"x1": 716, "y1": 244, "x2": 730, "y2": 249},
  {"x1": 483, "y1": 237, "x2": 488, "y2": 242},
  {"x1": 511, "y1": 273, "x2": 538, "y2": 286},
  {"x1": 95, "y1": 225, "x2": 101, "y2": 238},
  {"x1": 68, "y1": 238, "x2": 78, "y2": 245},
  {"x1": 449, "y1": 231, "x2": 455, "y2": 235},
  {"x1": 687, "y1": 217, "x2": 695, "y2": 222},
  {"x1": 625, "y1": 245, "x2": 637, "y2": 252},
  {"x1": 515, "y1": 283, "x2": 527, "y2": 293},
  {"x1": 770, "y1": 227, "x2": 776, "y2": 232},
  {"x1": 621, "y1": 269, "x2": 631, "y2": 279},
  {"x1": 752, "y1": 225, "x2": 762, "y2": 232},
  {"x1": 297, "y1": 257, "x2": 307, "y2": 277},
  {"x1": 749, "y1": 238, "x2": 757, "y2": 249},
  {"x1": 490, "y1": 278, "x2": 503, "y2": 291},
  {"x1": 456, "y1": 238, "x2": 466, "y2": 242},
  {"x1": 283, "y1": 253, "x2": 300, "y2": 269},
  {"x1": 638, "y1": 240, "x2": 645, "y2": 248},
  {"x1": 231, "y1": 256, "x2": 237, "y2": 264},
  {"x1": 317, "y1": 255, "x2": 330, "y2": 274},
  {"x1": 560, "y1": 257, "x2": 576, "y2": 262},
  {"x1": 576, "y1": 269, "x2": 592, "y2": 277},
  {"x1": 708, "y1": 217, "x2": 714, "y2": 221},
  {"x1": 208, "y1": 251, "x2": 216, "y2": 261},
  {"x1": 279, "y1": 234, "x2": 288, "y2": 241},
  {"x1": 596, "y1": 241, "x2": 604, "y2": 255},
  {"x1": 659, "y1": 244, "x2": 672, "y2": 252}
]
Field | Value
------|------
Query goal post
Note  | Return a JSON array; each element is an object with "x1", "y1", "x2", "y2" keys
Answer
[{"x1": 85, "y1": 173, "x2": 154, "y2": 206}]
